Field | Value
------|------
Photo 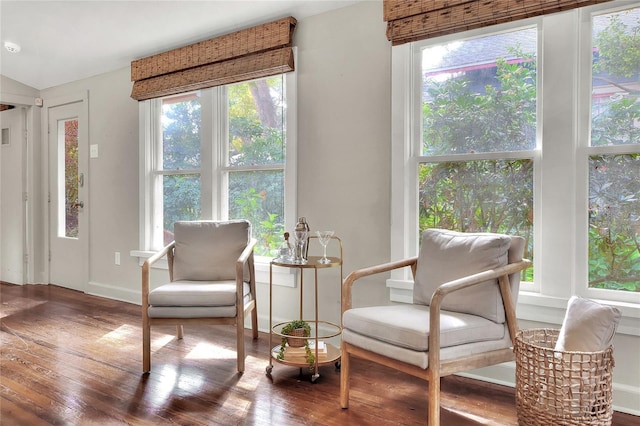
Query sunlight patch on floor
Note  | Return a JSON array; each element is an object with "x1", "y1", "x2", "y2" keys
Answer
[
  {"x1": 222, "y1": 390, "x2": 252, "y2": 416},
  {"x1": 97, "y1": 324, "x2": 138, "y2": 343},
  {"x1": 447, "y1": 406, "x2": 493, "y2": 424},
  {"x1": 146, "y1": 365, "x2": 178, "y2": 405},
  {"x1": 185, "y1": 341, "x2": 236, "y2": 360},
  {"x1": 0, "y1": 298, "x2": 46, "y2": 318},
  {"x1": 176, "y1": 371, "x2": 205, "y2": 393},
  {"x1": 235, "y1": 355, "x2": 263, "y2": 391},
  {"x1": 151, "y1": 333, "x2": 175, "y2": 349}
]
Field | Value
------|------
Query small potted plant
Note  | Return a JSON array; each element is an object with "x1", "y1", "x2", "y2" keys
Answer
[{"x1": 277, "y1": 319, "x2": 315, "y2": 372}]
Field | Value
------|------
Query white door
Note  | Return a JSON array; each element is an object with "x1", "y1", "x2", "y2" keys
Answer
[
  {"x1": 0, "y1": 106, "x2": 26, "y2": 284},
  {"x1": 48, "y1": 101, "x2": 88, "y2": 291}
]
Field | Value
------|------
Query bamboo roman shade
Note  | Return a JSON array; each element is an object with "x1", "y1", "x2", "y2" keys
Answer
[
  {"x1": 384, "y1": 0, "x2": 612, "y2": 45},
  {"x1": 130, "y1": 16, "x2": 297, "y2": 101}
]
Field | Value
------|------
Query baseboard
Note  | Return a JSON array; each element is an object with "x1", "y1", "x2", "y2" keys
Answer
[
  {"x1": 87, "y1": 281, "x2": 140, "y2": 305},
  {"x1": 460, "y1": 363, "x2": 640, "y2": 416}
]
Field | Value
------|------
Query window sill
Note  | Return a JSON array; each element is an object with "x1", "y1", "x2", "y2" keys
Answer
[{"x1": 130, "y1": 251, "x2": 297, "y2": 287}]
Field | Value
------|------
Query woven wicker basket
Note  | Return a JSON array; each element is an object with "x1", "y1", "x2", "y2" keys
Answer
[
  {"x1": 514, "y1": 328, "x2": 614, "y2": 426},
  {"x1": 286, "y1": 328, "x2": 307, "y2": 348}
]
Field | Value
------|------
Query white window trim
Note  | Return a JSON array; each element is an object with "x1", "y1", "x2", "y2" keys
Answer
[
  {"x1": 131, "y1": 56, "x2": 298, "y2": 287},
  {"x1": 389, "y1": 8, "x2": 640, "y2": 335}
]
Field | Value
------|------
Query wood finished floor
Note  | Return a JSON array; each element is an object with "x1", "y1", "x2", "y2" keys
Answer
[{"x1": 1, "y1": 282, "x2": 637, "y2": 425}]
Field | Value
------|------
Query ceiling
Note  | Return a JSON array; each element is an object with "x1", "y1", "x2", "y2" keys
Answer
[{"x1": 0, "y1": 0, "x2": 362, "y2": 90}]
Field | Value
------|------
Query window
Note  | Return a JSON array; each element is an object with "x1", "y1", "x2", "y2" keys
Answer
[
  {"x1": 60, "y1": 118, "x2": 79, "y2": 238},
  {"x1": 138, "y1": 73, "x2": 296, "y2": 260},
  {"x1": 226, "y1": 77, "x2": 287, "y2": 255},
  {"x1": 159, "y1": 93, "x2": 202, "y2": 246},
  {"x1": 391, "y1": 3, "x2": 640, "y2": 309},
  {"x1": 587, "y1": 7, "x2": 640, "y2": 293},
  {"x1": 418, "y1": 29, "x2": 537, "y2": 284}
]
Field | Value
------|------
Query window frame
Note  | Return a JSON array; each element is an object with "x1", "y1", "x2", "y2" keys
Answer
[
  {"x1": 389, "y1": 21, "x2": 541, "y2": 304},
  {"x1": 390, "y1": 6, "x2": 639, "y2": 334},
  {"x1": 133, "y1": 67, "x2": 298, "y2": 285}
]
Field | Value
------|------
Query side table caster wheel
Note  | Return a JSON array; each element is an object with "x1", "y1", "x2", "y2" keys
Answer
[
  {"x1": 311, "y1": 373, "x2": 320, "y2": 383},
  {"x1": 266, "y1": 365, "x2": 273, "y2": 375},
  {"x1": 335, "y1": 361, "x2": 341, "y2": 370}
]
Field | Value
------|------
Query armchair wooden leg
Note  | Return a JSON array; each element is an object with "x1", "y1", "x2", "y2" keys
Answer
[
  {"x1": 428, "y1": 375, "x2": 441, "y2": 426},
  {"x1": 251, "y1": 306, "x2": 258, "y2": 339},
  {"x1": 143, "y1": 322, "x2": 151, "y2": 373},
  {"x1": 340, "y1": 343, "x2": 351, "y2": 409},
  {"x1": 237, "y1": 319, "x2": 245, "y2": 373},
  {"x1": 176, "y1": 325, "x2": 184, "y2": 339}
]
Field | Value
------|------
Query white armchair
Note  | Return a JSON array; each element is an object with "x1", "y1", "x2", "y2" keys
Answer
[
  {"x1": 340, "y1": 228, "x2": 531, "y2": 425},
  {"x1": 141, "y1": 220, "x2": 258, "y2": 374}
]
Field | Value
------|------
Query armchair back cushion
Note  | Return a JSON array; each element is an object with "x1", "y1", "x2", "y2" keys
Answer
[
  {"x1": 172, "y1": 220, "x2": 251, "y2": 282},
  {"x1": 413, "y1": 229, "x2": 515, "y2": 323}
]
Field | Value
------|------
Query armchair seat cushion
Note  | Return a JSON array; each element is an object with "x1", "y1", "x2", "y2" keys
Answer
[
  {"x1": 343, "y1": 328, "x2": 512, "y2": 369},
  {"x1": 148, "y1": 280, "x2": 251, "y2": 307},
  {"x1": 342, "y1": 304, "x2": 506, "y2": 352}
]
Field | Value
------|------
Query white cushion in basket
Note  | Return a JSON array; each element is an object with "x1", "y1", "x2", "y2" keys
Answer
[
  {"x1": 413, "y1": 229, "x2": 511, "y2": 323},
  {"x1": 172, "y1": 220, "x2": 250, "y2": 282},
  {"x1": 554, "y1": 296, "x2": 621, "y2": 352}
]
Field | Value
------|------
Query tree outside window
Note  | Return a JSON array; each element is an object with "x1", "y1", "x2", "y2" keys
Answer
[
  {"x1": 419, "y1": 7, "x2": 640, "y2": 291},
  {"x1": 227, "y1": 76, "x2": 285, "y2": 256},
  {"x1": 588, "y1": 7, "x2": 640, "y2": 292},
  {"x1": 158, "y1": 76, "x2": 287, "y2": 256},
  {"x1": 419, "y1": 28, "x2": 537, "y2": 281}
]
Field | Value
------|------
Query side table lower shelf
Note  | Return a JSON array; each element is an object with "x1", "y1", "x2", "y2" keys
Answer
[{"x1": 266, "y1": 343, "x2": 341, "y2": 382}]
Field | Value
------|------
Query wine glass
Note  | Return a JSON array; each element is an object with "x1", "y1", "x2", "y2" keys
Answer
[{"x1": 316, "y1": 231, "x2": 334, "y2": 264}]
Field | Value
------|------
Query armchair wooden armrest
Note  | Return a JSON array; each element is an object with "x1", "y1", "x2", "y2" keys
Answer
[
  {"x1": 342, "y1": 256, "x2": 418, "y2": 312},
  {"x1": 236, "y1": 238, "x2": 257, "y2": 282},
  {"x1": 141, "y1": 242, "x2": 176, "y2": 302},
  {"x1": 236, "y1": 238, "x2": 257, "y2": 318}
]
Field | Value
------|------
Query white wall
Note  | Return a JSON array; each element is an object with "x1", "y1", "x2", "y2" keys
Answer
[
  {"x1": 284, "y1": 0, "x2": 392, "y2": 321},
  {"x1": 0, "y1": 75, "x2": 39, "y2": 98},
  {"x1": 33, "y1": 1, "x2": 392, "y2": 313},
  {"x1": 2, "y1": 0, "x2": 638, "y2": 415}
]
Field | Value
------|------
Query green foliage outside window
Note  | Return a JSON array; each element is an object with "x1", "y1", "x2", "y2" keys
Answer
[
  {"x1": 589, "y1": 9, "x2": 640, "y2": 291},
  {"x1": 421, "y1": 42, "x2": 537, "y2": 281},
  {"x1": 64, "y1": 119, "x2": 79, "y2": 238},
  {"x1": 162, "y1": 97, "x2": 202, "y2": 243},
  {"x1": 227, "y1": 78, "x2": 286, "y2": 256},
  {"x1": 420, "y1": 10, "x2": 640, "y2": 291},
  {"x1": 589, "y1": 154, "x2": 640, "y2": 291},
  {"x1": 160, "y1": 77, "x2": 286, "y2": 256}
]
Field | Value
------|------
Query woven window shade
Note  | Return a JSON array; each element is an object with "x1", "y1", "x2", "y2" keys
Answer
[
  {"x1": 131, "y1": 16, "x2": 296, "y2": 101},
  {"x1": 384, "y1": 0, "x2": 612, "y2": 45}
]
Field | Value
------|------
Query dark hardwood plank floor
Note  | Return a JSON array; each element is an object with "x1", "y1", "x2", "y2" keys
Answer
[{"x1": 1, "y1": 283, "x2": 637, "y2": 425}]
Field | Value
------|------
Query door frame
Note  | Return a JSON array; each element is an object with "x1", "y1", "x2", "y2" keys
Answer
[
  {"x1": 45, "y1": 91, "x2": 89, "y2": 289},
  {"x1": 0, "y1": 93, "x2": 38, "y2": 284},
  {"x1": 0, "y1": 103, "x2": 26, "y2": 284}
]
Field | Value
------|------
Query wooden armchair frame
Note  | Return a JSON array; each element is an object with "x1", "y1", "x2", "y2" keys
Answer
[
  {"x1": 142, "y1": 238, "x2": 259, "y2": 374},
  {"x1": 340, "y1": 256, "x2": 531, "y2": 425}
]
